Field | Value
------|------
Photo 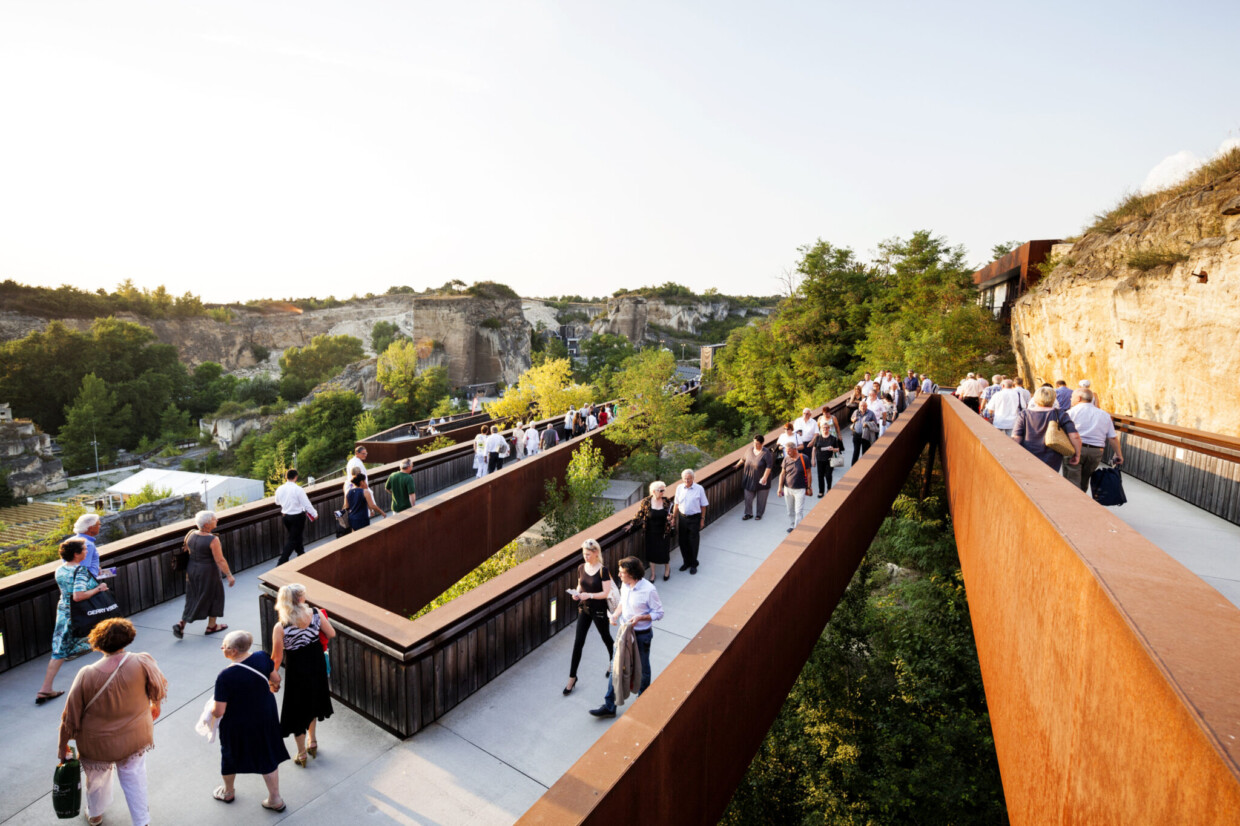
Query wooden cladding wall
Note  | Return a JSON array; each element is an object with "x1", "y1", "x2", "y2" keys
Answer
[
  {"x1": 266, "y1": 396, "x2": 848, "y2": 738},
  {"x1": 1119, "y1": 432, "x2": 1240, "y2": 525}
]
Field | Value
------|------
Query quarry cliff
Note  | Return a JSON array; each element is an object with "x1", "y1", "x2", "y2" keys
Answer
[{"x1": 1012, "y1": 169, "x2": 1240, "y2": 434}]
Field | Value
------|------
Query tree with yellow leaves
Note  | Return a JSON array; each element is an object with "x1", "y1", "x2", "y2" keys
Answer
[{"x1": 485, "y1": 358, "x2": 596, "y2": 422}]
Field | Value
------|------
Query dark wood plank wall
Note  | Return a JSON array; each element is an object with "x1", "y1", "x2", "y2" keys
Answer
[{"x1": 1119, "y1": 432, "x2": 1240, "y2": 525}]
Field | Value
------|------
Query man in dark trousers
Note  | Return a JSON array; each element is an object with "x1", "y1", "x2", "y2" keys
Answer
[
  {"x1": 274, "y1": 468, "x2": 318, "y2": 563},
  {"x1": 672, "y1": 468, "x2": 709, "y2": 575}
]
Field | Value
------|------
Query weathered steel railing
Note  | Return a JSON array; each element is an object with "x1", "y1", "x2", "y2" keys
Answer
[
  {"x1": 356, "y1": 411, "x2": 497, "y2": 464},
  {"x1": 0, "y1": 407, "x2": 572, "y2": 674},
  {"x1": 1109, "y1": 413, "x2": 1240, "y2": 524},
  {"x1": 257, "y1": 395, "x2": 851, "y2": 737}
]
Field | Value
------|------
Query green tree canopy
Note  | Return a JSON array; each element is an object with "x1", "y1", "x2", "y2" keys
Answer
[
  {"x1": 606, "y1": 349, "x2": 705, "y2": 481},
  {"x1": 278, "y1": 334, "x2": 365, "y2": 401},
  {"x1": 60, "y1": 373, "x2": 131, "y2": 471},
  {"x1": 370, "y1": 320, "x2": 407, "y2": 356}
]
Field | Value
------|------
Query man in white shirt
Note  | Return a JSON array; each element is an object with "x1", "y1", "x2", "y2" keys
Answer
[
  {"x1": 484, "y1": 425, "x2": 507, "y2": 474},
  {"x1": 1064, "y1": 389, "x2": 1123, "y2": 491},
  {"x1": 984, "y1": 379, "x2": 1024, "y2": 435},
  {"x1": 586, "y1": 411, "x2": 598, "y2": 430},
  {"x1": 920, "y1": 374, "x2": 937, "y2": 395},
  {"x1": 564, "y1": 406, "x2": 576, "y2": 431},
  {"x1": 672, "y1": 469, "x2": 709, "y2": 575},
  {"x1": 1013, "y1": 377, "x2": 1031, "y2": 409},
  {"x1": 276, "y1": 468, "x2": 319, "y2": 563},
  {"x1": 858, "y1": 372, "x2": 875, "y2": 397},
  {"x1": 958, "y1": 373, "x2": 983, "y2": 413},
  {"x1": 588, "y1": 556, "x2": 664, "y2": 718},
  {"x1": 794, "y1": 408, "x2": 818, "y2": 448},
  {"x1": 343, "y1": 446, "x2": 368, "y2": 496}
]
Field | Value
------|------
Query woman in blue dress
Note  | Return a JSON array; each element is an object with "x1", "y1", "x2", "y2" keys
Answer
[
  {"x1": 36, "y1": 538, "x2": 102, "y2": 705},
  {"x1": 210, "y1": 629, "x2": 289, "y2": 811}
]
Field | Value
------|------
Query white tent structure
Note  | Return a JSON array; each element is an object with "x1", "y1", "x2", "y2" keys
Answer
[{"x1": 107, "y1": 468, "x2": 264, "y2": 511}]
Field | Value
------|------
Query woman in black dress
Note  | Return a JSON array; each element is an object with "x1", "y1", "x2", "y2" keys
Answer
[
  {"x1": 174, "y1": 511, "x2": 234, "y2": 639},
  {"x1": 563, "y1": 539, "x2": 615, "y2": 695},
  {"x1": 813, "y1": 417, "x2": 844, "y2": 496},
  {"x1": 210, "y1": 630, "x2": 289, "y2": 811},
  {"x1": 271, "y1": 583, "x2": 336, "y2": 767},
  {"x1": 626, "y1": 481, "x2": 673, "y2": 581}
]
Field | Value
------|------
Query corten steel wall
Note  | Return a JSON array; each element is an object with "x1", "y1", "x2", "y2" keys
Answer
[
  {"x1": 0, "y1": 427, "x2": 498, "y2": 675},
  {"x1": 1109, "y1": 414, "x2": 1240, "y2": 525},
  {"x1": 518, "y1": 394, "x2": 934, "y2": 825},
  {"x1": 358, "y1": 411, "x2": 497, "y2": 465},
  {"x1": 940, "y1": 395, "x2": 1240, "y2": 825},
  {"x1": 258, "y1": 396, "x2": 852, "y2": 737}
]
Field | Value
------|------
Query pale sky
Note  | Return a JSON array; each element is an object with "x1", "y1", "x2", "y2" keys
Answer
[{"x1": 1, "y1": 1, "x2": 1236, "y2": 303}]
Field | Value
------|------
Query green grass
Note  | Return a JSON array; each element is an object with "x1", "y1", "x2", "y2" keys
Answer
[
  {"x1": 1086, "y1": 146, "x2": 1240, "y2": 236},
  {"x1": 1126, "y1": 247, "x2": 1189, "y2": 271}
]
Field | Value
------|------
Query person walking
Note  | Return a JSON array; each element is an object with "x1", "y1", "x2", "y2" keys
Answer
[
  {"x1": 1012, "y1": 385, "x2": 1082, "y2": 473},
  {"x1": 275, "y1": 469, "x2": 318, "y2": 564},
  {"x1": 959, "y1": 373, "x2": 983, "y2": 413},
  {"x1": 57, "y1": 618, "x2": 167, "y2": 826},
  {"x1": 524, "y1": 422, "x2": 540, "y2": 456},
  {"x1": 484, "y1": 425, "x2": 507, "y2": 474},
  {"x1": 1054, "y1": 380, "x2": 1073, "y2": 411},
  {"x1": 473, "y1": 425, "x2": 489, "y2": 478},
  {"x1": 72, "y1": 513, "x2": 104, "y2": 577},
  {"x1": 778, "y1": 442, "x2": 812, "y2": 532},
  {"x1": 850, "y1": 400, "x2": 878, "y2": 464},
  {"x1": 173, "y1": 511, "x2": 233, "y2": 639},
  {"x1": 1064, "y1": 388, "x2": 1123, "y2": 491},
  {"x1": 345, "y1": 473, "x2": 383, "y2": 531},
  {"x1": 625, "y1": 481, "x2": 674, "y2": 580},
  {"x1": 342, "y1": 446, "x2": 368, "y2": 497},
  {"x1": 736, "y1": 435, "x2": 774, "y2": 521},
  {"x1": 210, "y1": 630, "x2": 289, "y2": 811},
  {"x1": 589, "y1": 557, "x2": 663, "y2": 719},
  {"x1": 671, "y1": 469, "x2": 708, "y2": 575},
  {"x1": 813, "y1": 418, "x2": 843, "y2": 496},
  {"x1": 384, "y1": 458, "x2": 417, "y2": 514},
  {"x1": 540, "y1": 422, "x2": 560, "y2": 452},
  {"x1": 36, "y1": 538, "x2": 101, "y2": 704},
  {"x1": 563, "y1": 539, "x2": 616, "y2": 696},
  {"x1": 271, "y1": 584, "x2": 335, "y2": 768},
  {"x1": 512, "y1": 422, "x2": 526, "y2": 460},
  {"x1": 984, "y1": 379, "x2": 1025, "y2": 436}
]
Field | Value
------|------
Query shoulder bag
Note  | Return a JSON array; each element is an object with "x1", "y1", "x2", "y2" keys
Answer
[
  {"x1": 69, "y1": 567, "x2": 121, "y2": 638},
  {"x1": 1044, "y1": 412, "x2": 1076, "y2": 457},
  {"x1": 171, "y1": 531, "x2": 192, "y2": 572}
]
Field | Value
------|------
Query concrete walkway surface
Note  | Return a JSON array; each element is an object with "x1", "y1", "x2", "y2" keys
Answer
[{"x1": 0, "y1": 453, "x2": 849, "y2": 825}]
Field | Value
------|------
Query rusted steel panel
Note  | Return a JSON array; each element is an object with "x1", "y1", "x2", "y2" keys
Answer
[
  {"x1": 941, "y1": 395, "x2": 1240, "y2": 825},
  {"x1": 517, "y1": 394, "x2": 933, "y2": 825}
]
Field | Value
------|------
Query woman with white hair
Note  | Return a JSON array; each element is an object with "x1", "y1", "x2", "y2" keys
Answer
[
  {"x1": 173, "y1": 511, "x2": 234, "y2": 639},
  {"x1": 271, "y1": 584, "x2": 335, "y2": 767},
  {"x1": 624, "y1": 480, "x2": 674, "y2": 581},
  {"x1": 211, "y1": 630, "x2": 288, "y2": 810}
]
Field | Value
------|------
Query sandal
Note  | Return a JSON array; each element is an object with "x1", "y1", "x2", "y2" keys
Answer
[
  {"x1": 212, "y1": 785, "x2": 235, "y2": 803},
  {"x1": 172, "y1": 622, "x2": 184, "y2": 639},
  {"x1": 35, "y1": 691, "x2": 64, "y2": 705},
  {"x1": 294, "y1": 751, "x2": 308, "y2": 768},
  {"x1": 87, "y1": 816, "x2": 103, "y2": 826},
  {"x1": 307, "y1": 740, "x2": 318, "y2": 758},
  {"x1": 204, "y1": 624, "x2": 229, "y2": 635},
  {"x1": 262, "y1": 799, "x2": 287, "y2": 812}
]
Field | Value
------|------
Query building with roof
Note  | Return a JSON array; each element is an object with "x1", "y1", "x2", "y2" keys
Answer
[{"x1": 107, "y1": 468, "x2": 264, "y2": 511}]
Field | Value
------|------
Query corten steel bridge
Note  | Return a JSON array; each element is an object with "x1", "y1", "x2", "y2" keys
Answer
[{"x1": 1, "y1": 394, "x2": 1238, "y2": 824}]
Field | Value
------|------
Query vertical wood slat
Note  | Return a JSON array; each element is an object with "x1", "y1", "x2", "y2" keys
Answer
[{"x1": 1120, "y1": 431, "x2": 1240, "y2": 527}]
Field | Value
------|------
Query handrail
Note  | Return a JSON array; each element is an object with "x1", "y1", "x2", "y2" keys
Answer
[{"x1": 1110, "y1": 413, "x2": 1240, "y2": 463}]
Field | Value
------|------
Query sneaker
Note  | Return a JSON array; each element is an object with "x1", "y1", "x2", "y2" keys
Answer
[{"x1": 589, "y1": 706, "x2": 616, "y2": 718}]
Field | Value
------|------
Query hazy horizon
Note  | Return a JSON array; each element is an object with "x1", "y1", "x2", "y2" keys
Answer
[{"x1": 2, "y1": 1, "x2": 1237, "y2": 304}]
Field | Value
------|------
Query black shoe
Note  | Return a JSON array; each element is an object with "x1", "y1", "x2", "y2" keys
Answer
[
  {"x1": 679, "y1": 564, "x2": 689, "y2": 572},
  {"x1": 690, "y1": 566, "x2": 698, "y2": 575},
  {"x1": 818, "y1": 493, "x2": 824, "y2": 498},
  {"x1": 755, "y1": 515, "x2": 762, "y2": 520},
  {"x1": 786, "y1": 527, "x2": 794, "y2": 533},
  {"x1": 172, "y1": 622, "x2": 184, "y2": 639},
  {"x1": 589, "y1": 706, "x2": 616, "y2": 718},
  {"x1": 563, "y1": 677, "x2": 577, "y2": 696},
  {"x1": 741, "y1": 514, "x2": 753, "y2": 520}
]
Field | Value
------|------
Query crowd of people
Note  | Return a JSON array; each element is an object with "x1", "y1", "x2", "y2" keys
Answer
[{"x1": 471, "y1": 402, "x2": 615, "y2": 479}]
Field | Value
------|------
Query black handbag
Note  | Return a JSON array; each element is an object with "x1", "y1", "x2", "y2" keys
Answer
[
  {"x1": 1090, "y1": 464, "x2": 1128, "y2": 507},
  {"x1": 170, "y1": 531, "x2": 191, "y2": 572},
  {"x1": 69, "y1": 567, "x2": 121, "y2": 637}
]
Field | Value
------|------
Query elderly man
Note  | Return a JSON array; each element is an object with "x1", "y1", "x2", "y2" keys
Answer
[
  {"x1": 777, "y1": 442, "x2": 812, "y2": 533},
  {"x1": 1064, "y1": 389, "x2": 1123, "y2": 492},
  {"x1": 958, "y1": 373, "x2": 983, "y2": 413},
  {"x1": 984, "y1": 379, "x2": 1024, "y2": 436},
  {"x1": 672, "y1": 469, "x2": 709, "y2": 575},
  {"x1": 343, "y1": 446, "x2": 368, "y2": 496},
  {"x1": 73, "y1": 513, "x2": 104, "y2": 577},
  {"x1": 794, "y1": 408, "x2": 818, "y2": 451},
  {"x1": 275, "y1": 469, "x2": 318, "y2": 564},
  {"x1": 384, "y1": 458, "x2": 417, "y2": 513}
]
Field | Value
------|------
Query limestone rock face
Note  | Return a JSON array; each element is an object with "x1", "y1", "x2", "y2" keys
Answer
[
  {"x1": 596, "y1": 297, "x2": 649, "y2": 340},
  {"x1": 592, "y1": 296, "x2": 771, "y2": 341},
  {"x1": 306, "y1": 357, "x2": 385, "y2": 406},
  {"x1": 0, "y1": 420, "x2": 68, "y2": 497},
  {"x1": 1011, "y1": 171, "x2": 1240, "y2": 434}
]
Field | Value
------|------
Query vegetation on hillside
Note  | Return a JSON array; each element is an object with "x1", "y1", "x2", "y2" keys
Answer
[
  {"x1": 0, "y1": 279, "x2": 211, "y2": 319},
  {"x1": 1086, "y1": 145, "x2": 1240, "y2": 236},
  {"x1": 540, "y1": 441, "x2": 614, "y2": 545},
  {"x1": 722, "y1": 460, "x2": 1007, "y2": 825},
  {"x1": 611, "y1": 281, "x2": 780, "y2": 308},
  {"x1": 277, "y1": 334, "x2": 366, "y2": 402}
]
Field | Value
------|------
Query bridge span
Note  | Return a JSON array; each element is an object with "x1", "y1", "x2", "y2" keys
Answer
[{"x1": 1, "y1": 394, "x2": 1238, "y2": 825}]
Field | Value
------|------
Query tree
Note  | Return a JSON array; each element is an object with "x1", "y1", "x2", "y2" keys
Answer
[
  {"x1": 370, "y1": 320, "x2": 407, "y2": 355},
  {"x1": 532, "y1": 335, "x2": 569, "y2": 368},
  {"x1": 376, "y1": 340, "x2": 451, "y2": 422},
  {"x1": 59, "y1": 373, "x2": 131, "y2": 472},
  {"x1": 607, "y1": 349, "x2": 705, "y2": 481},
  {"x1": 0, "y1": 321, "x2": 93, "y2": 433},
  {"x1": 485, "y1": 359, "x2": 596, "y2": 422},
  {"x1": 540, "y1": 442, "x2": 614, "y2": 544},
  {"x1": 578, "y1": 333, "x2": 635, "y2": 382},
  {"x1": 157, "y1": 402, "x2": 193, "y2": 443},
  {"x1": 278, "y1": 334, "x2": 365, "y2": 401},
  {"x1": 990, "y1": 240, "x2": 1023, "y2": 260}
]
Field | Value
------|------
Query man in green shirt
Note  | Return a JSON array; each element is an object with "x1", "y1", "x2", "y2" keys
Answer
[{"x1": 385, "y1": 458, "x2": 417, "y2": 513}]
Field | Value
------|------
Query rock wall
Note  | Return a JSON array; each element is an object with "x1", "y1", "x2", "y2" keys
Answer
[
  {"x1": 97, "y1": 494, "x2": 203, "y2": 544},
  {"x1": 3, "y1": 295, "x2": 531, "y2": 389},
  {"x1": 1012, "y1": 171, "x2": 1240, "y2": 435},
  {"x1": 0, "y1": 420, "x2": 67, "y2": 497},
  {"x1": 592, "y1": 296, "x2": 773, "y2": 341},
  {"x1": 200, "y1": 412, "x2": 280, "y2": 451}
]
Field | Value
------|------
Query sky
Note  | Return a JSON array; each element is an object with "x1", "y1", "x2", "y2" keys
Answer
[{"x1": 1, "y1": 0, "x2": 1237, "y2": 303}]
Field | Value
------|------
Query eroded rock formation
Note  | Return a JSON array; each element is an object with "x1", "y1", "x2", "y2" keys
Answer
[
  {"x1": 1012, "y1": 171, "x2": 1240, "y2": 434},
  {"x1": 0, "y1": 419, "x2": 68, "y2": 497}
]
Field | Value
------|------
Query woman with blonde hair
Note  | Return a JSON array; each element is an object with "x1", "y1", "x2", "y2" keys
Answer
[
  {"x1": 58, "y1": 618, "x2": 167, "y2": 826},
  {"x1": 563, "y1": 539, "x2": 615, "y2": 695},
  {"x1": 1012, "y1": 384, "x2": 1082, "y2": 473},
  {"x1": 271, "y1": 584, "x2": 335, "y2": 767}
]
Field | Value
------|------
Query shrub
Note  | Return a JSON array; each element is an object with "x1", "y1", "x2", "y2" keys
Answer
[
  {"x1": 410, "y1": 541, "x2": 529, "y2": 619},
  {"x1": 417, "y1": 435, "x2": 456, "y2": 454},
  {"x1": 250, "y1": 343, "x2": 271, "y2": 362},
  {"x1": 122, "y1": 484, "x2": 172, "y2": 510},
  {"x1": 540, "y1": 441, "x2": 614, "y2": 545},
  {"x1": 1126, "y1": 247, "x2": 1189, "y2": 271},
  {"x1": 480, "y1": 317, "x2": 504, "y2": 330},
  {"x1": 466, "y1": 281, "x2": 520, "y2": 300}
]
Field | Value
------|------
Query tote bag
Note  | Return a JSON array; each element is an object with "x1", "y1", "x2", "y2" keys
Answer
[{"x1": 69, "y1": 567, "x2": 121, "y2": 637}]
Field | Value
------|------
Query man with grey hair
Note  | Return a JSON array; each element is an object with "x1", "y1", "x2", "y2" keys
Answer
[
  {"x1": 1065, "y1": 388, "x2": 1124, "y2": 492},
  {"x1": 671, "y1": 469, "x2": 709, "y2": 575},
  {"x1": 984, "y1": 379, "x2": 1025, "y2": 436},
  {"x1": 384, "y1": 458, "x2": 417, "y2": 514},
  {"x1": 73, "y1": 512, "x2": 103, "y2": 577}
]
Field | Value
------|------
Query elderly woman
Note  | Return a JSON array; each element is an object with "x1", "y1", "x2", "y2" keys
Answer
[
  {"x1": 473, "y1": 425, "x2": 489, "y2": 479},
  {"x1": 345, "y1": 472, "x2": 384, "y2": 531},
  {"x1": 58, "y1": 618, "x2": 167, "y2": 826},
  {"x1": 174, "y1": 511, "x2": 234, "y2": 639},
  {"x1": 850, "y1": 400, "x2": 879, "y2": 464},
  {"x1": 512, "y1": 421, "x2": 526, "y2": 460},
  {"x1": 813, "y1": 416, "x2": 844, "y2": 496},
  {"x1": 588, "y1": 557, "x2": 664, "y2": 719},
  {"x1": 563, "y1": 539, "x2": 616, "y2": 695},
  {"x1": 1012, "y1": 385, "x2": 1082, "y2": 473},
  {"x1": 37, "y1": 538, "x2": 106, "y2": 704},
  {"x1": 271, "y1": 584, "x2": 336, "y2": 767},
  {"x1": 212, "y1": 630, "x2": 289, "y2": 810},
  {"x1": 625, "y1": 480, "x2": 674, "y2": 580}
]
